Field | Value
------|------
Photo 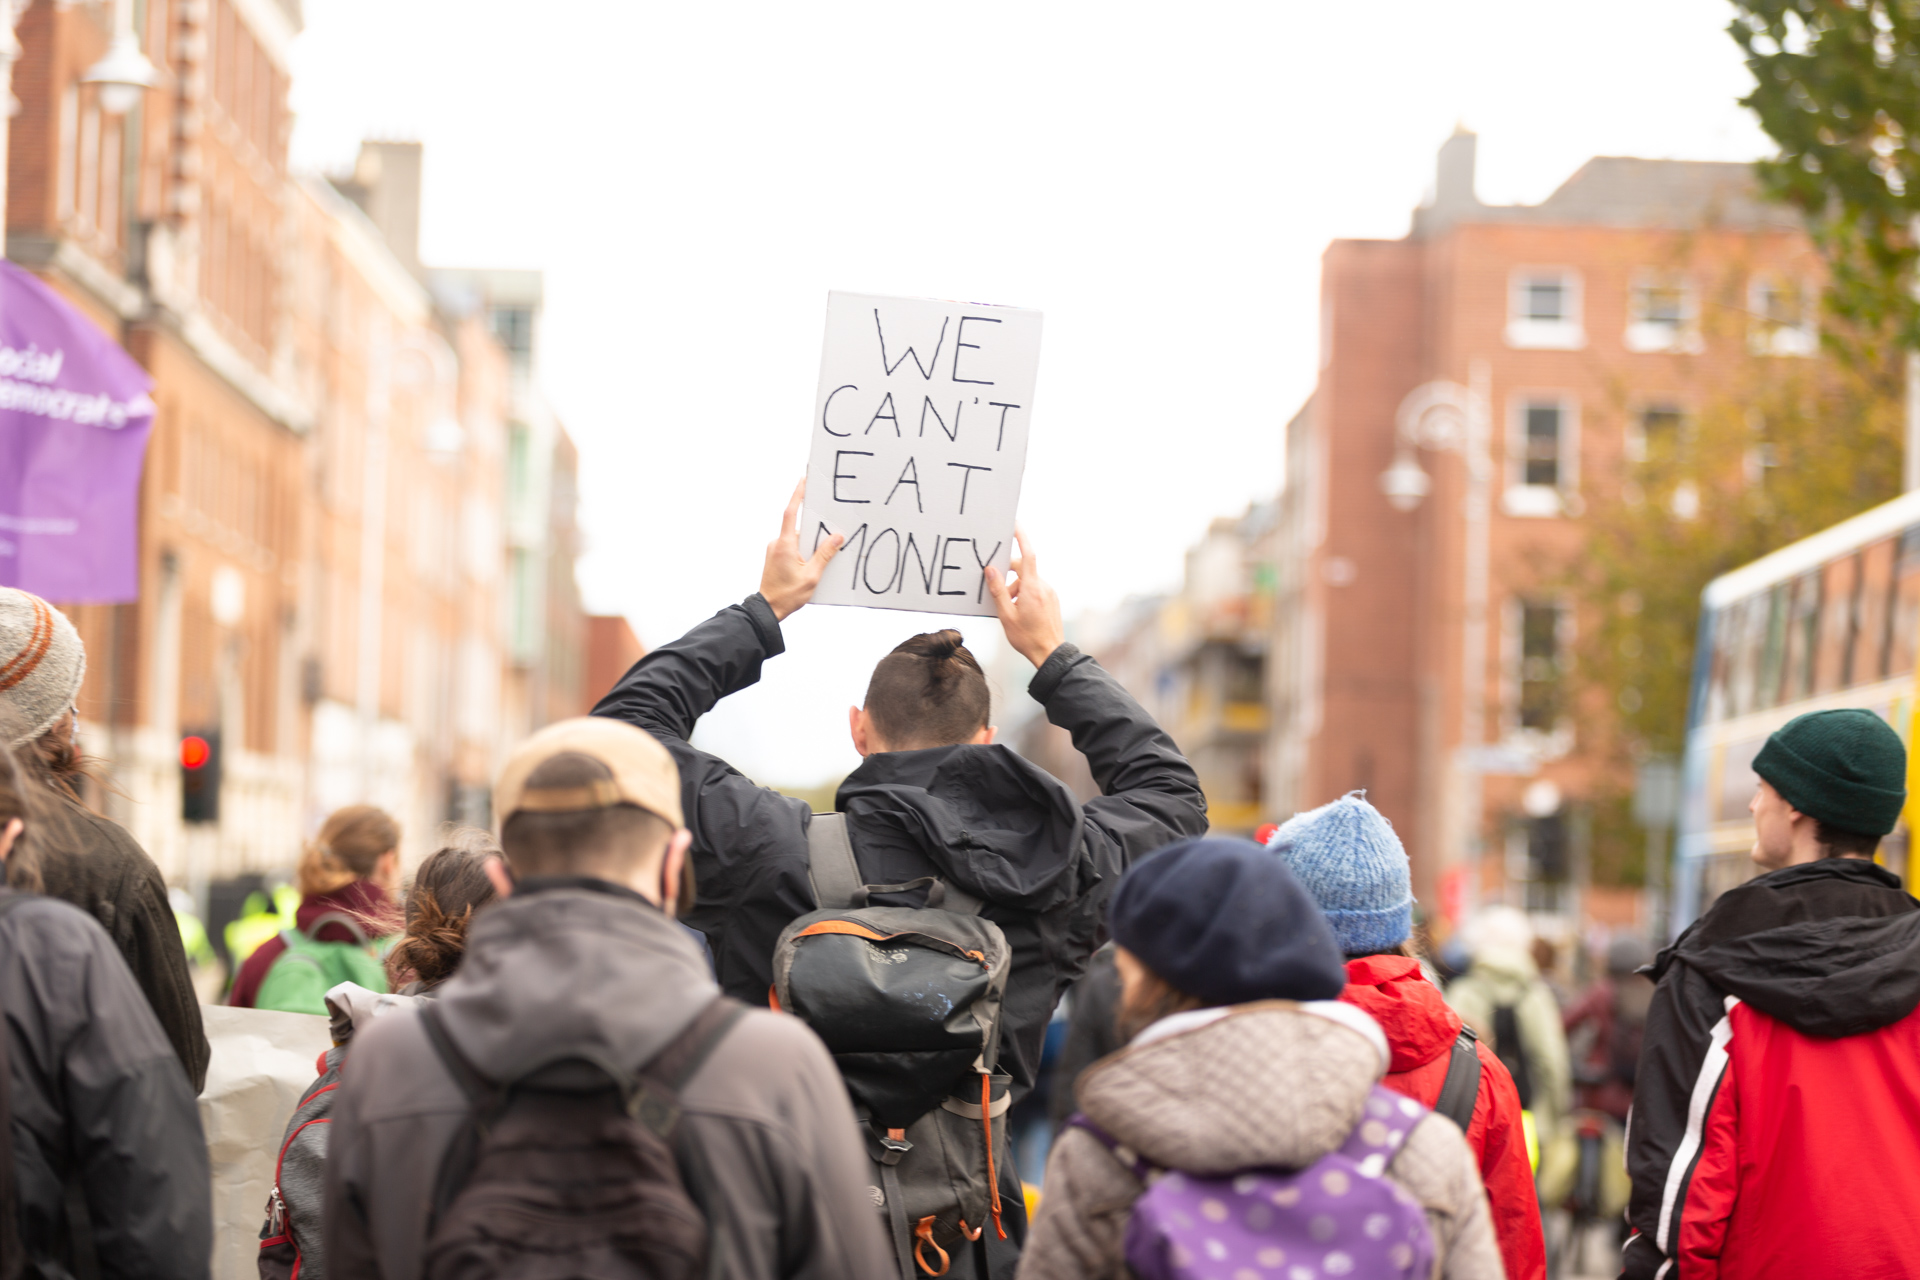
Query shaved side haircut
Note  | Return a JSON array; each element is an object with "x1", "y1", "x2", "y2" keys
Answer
[{"x1": 863, "y1": 630, "x2": 991, "y2": 750}]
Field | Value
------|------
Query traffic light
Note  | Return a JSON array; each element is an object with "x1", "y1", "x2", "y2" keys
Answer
[{"x1": 181, "y1": 729, "x2": 220, "y2": 824}]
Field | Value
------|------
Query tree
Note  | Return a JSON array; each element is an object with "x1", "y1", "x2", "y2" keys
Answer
[{"x1": 1732, "y1": 0, "x2": 1920, "y2": 378}]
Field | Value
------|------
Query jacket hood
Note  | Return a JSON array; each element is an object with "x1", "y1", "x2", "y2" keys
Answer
[
  {"x1": 1341, "y1": 954, "x2": 1461, "y2": 1073},
  {"x1": 298, "y1": 878, "x2": 396, "y2": 943},
  {"x1": 1680, "y1": 907, "x2": 1920, "y2": 1038},
  {"x1": 431, "y1": 878, "x2": 719, "y2": 1081},
  {"x1": 837, "y1": 743, "x2": 1087, "y2": 911},
  {"x1": 1075, "y1": 1002, "x2": 1385, "y2": 1175}
]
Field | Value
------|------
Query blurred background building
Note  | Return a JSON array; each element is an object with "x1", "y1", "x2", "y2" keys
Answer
[{"x1": 4, "y1": 2, "x2": 631, "y2": 909}]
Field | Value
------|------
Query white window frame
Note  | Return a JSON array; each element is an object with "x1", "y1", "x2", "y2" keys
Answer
[
  {"x1": 1506, "y1": 268, "x2": 1585, "y2": 350},
  {"x1": 1503, "y1": 392, "x2": 1579, "y2": 517},
  {"x1": 1625, "y1": 271, "x2": 1703, "y2": 354},
  {"x1": 1748, "y1": 275, "x2": 1818, "y2": 357},
  {"x1": 1500, "y1": 595, "x2": 1577, "y2": 756},
  {"x1": 1625, "y1": 399, "x2": 1686, "y2": 464}
]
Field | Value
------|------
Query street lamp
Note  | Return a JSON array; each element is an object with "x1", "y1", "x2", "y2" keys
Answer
[{"x1": 81, "y1": 0, "x2": 158, "y2": 117}]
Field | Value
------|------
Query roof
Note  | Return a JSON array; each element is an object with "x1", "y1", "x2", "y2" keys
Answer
[{"x1": 1413, "y1": 156, "x2": 1802, "y2": 238}]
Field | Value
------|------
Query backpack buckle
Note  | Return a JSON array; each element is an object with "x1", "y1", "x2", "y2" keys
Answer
[
  {"x1": 629, "y1": 1086, "x2": 681, "y2": 1137},
  {"x1": 879, "y1": 1127, "x2": 913, "y2": 1166}
]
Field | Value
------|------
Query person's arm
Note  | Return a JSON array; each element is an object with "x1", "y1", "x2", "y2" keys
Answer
[
  {"x1": 321, "y1": 1054, "x2": 387, "y2": 1280},
  {"x1": 1623, "y1": 960, "x2": 1732, "y2": 1280},
  {"x1": 1470, "y1": 1046, "x2": 1547, "y2": 1280},
  {"x1": 46, "y1": 911, "x2": 212, "y2": 1280},
  {"x1": 1018, "y1": 1126, "x2": 1138, "y2": 1280},
  {"x1": 1674, "y1": 1040, "x2": 1741, "y2": 1280},
  {"x1": 985, "y1": 534, "x2": 1207, "y2": 865}
]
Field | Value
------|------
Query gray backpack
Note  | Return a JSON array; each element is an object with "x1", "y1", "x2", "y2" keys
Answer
[{"x1": 771, "y1": 814, "x2": 1014, "y2": 1278}]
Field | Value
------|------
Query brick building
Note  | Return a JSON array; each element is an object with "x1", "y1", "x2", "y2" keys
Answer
[
  {"x1": 3, "y1": 2, "x2": 601, "y2": 895},
  {"x1": 1269, "y1": 131, "x2": 1822, "y2": 934}
]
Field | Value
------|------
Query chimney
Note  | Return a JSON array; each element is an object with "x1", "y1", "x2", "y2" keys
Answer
[
  {"x1": 1412, "y1": 126, "x2": 1482, "y2": 238},
  {"x1": 338, "y1": 141, "x2": 425, "y2": 279}
]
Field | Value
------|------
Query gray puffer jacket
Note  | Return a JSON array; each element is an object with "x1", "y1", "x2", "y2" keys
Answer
[{"x1": 1019, "y1": 1002, "x2": 1504, "y2": 1280}]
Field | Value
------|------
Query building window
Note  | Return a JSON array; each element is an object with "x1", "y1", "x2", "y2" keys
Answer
[
  {"x1": 1750, "y1": 276, "x2": 1817, "y2": 356},
  {"x1": 1626, "y1": 273, "x2": 1702, "y2": 353},
  {"x1": 1517, "y1": 601, "x2": 1565, "y2": 731},
  {"x1": 1626, "y1": 401, "x2": 1684, "y2": 463},
  {"x1": 1506, "y1": 269, "x2": 1584, "y2": 350},
  {"x1": 1503, "y1": 395, "x2": 1577, "y2": 516}
]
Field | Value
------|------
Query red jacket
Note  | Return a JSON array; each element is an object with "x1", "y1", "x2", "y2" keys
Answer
[
  {"x1": 1342, "y1": 955, "x2": 1545, "y2": 1280},
  {"x1": 1677, "y1": 998, "x2": 1920, "y2": 1278},
  {"x1": 228, "y1": 879, "x2": 393, "y2": 1008}
]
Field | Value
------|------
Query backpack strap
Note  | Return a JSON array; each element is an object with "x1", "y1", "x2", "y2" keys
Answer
[
  {"x1": 1433, "y1": 1027, "x2": 1482, "y2": 1134},
  {"x1": 806, "y1": 812, "x2": 985, "y2": 915},
  {"x1": 301, "y1": 910, "x2": 371, "y2": 947},
  {"x1": 1063, "y1": 1113, "x2": 1152, "y2": 1182}
]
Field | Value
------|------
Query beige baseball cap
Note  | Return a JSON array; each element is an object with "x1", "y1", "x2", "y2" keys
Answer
[{"x1": 494, "y1": 716, "x2": 684, "y2": 829}]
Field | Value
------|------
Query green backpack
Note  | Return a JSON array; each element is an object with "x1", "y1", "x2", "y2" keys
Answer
[{"x1": 252, "y1": 911, "x2": 388, "y2": 1015}]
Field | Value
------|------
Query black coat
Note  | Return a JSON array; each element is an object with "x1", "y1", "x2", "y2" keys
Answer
[
  {"x1": 34, "y1": 799, "x2": 209, "y2": 1092},
  {"x1": 1, "y1": 889, "x2": 211, "y2": 1278},
  {"x1": 1623, "y1": 858, "x2": 1919, "y2": 1279},
  {"x1": 591, "y1": 594, "x2": 1208, "y2": 1101}
]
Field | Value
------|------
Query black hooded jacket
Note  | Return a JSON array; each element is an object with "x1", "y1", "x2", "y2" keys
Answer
[
  {"x1": 591, "y1": 594, "x2": 1208, "y2": 1102},
  {"x1": 1622, "y1": 857, "x2": 1919, "y2": 1278}
]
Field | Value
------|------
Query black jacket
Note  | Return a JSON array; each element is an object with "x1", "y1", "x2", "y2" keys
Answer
[
  {"x1": 591, "y1": 594, "x2": 1208, "y2": 1101},
  {"x1": 1, "y1": 889, "x2": 212, "y2": 1279},
  {"x1": 35, "y1": 799, "x2": 209, "y2": 1092},
  {"x1": 1622, "y1": 858, "x2": 1919, "y2": 1279}
]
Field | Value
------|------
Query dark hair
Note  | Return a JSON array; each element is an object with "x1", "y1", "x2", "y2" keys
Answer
[
  {"x1": 863, "y1": 630, "x2": 990, "y2": 750},
  {"x1": 500, "y1": 751, "x2": 672, "y2": 879},
  {"x1": 385, "y1": 827, "x2": 501, "y2": 991},
  {"x1": 0, "y1": 737, "x2": 77, "y2": 894},
  {"x1": 298, "y1": 805, "x2": 401, "y2": 896},
  {"x1": 1815, "y1": 819, "x2": 1880, "y2": 859}
]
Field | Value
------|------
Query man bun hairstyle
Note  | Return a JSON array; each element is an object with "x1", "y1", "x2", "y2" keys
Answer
[
  {"x1": 863, "y1": 629, "x2": 991, "y2": 750},
  {"x1": 385, "y1": 827, "x2": 501, "y2": 991},
  {"x1": 500, "y1": 750, "x2": 671, "y2": 878}
]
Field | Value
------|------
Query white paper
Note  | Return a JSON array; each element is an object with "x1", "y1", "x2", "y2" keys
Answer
[
  {"x1": 197, "y1": 1004, "x2": 333, "y2": 1280},
  {"x1": 803, "y1": 292, "x2": 1042, "y2": 616}
]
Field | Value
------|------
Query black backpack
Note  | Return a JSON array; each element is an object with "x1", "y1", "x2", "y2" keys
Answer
[
  {"x1": 418, "y1": 995, "x2": 746, "y2": 1280},
  {"x1": 771, "y1": 813, "x2": 1015, "y2": 1278},
  {"x1": 1492, "y1": 1003, "x2": 1535, "y2": 1110}
]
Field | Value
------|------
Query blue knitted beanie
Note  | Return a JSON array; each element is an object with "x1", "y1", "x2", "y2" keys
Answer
[{"x1": 1267, "y1": 793, "x2": 1414, "y2": 956}]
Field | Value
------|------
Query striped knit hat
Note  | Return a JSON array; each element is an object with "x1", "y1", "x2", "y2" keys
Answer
[{"x1": 0, "y1": 589, "x2": 86, "y2": 745}]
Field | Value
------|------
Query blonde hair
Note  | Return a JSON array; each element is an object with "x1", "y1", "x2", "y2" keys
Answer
[{"x1": 296, "y1": 804, "x2": 400, "y2": 897}]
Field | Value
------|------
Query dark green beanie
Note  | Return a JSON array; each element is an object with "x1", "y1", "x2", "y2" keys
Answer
[{"x1": 1752, "y1": 709, "x2": 1907, "y2": 836}]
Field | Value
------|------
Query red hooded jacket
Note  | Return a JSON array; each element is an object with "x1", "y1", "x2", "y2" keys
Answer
[
  {"x1": 228, "y1": 878, "x2": 394, "y2": 1008},
  {"x1": 1342, "y1": 954, "x2": 1545, "y2": 1280}
]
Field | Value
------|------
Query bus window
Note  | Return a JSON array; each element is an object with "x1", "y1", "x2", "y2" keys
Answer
[
  {"x1": 1729, "y1": 592, "x2": 1769, "y2": 719},
  {"x1": 1781, "y1": 571, "x2": 1821, "y2": 703},
  {"x1": 1718, "y1": 737, "x2": 1764, "y2": 823},
  {"x1": 1814, "y1": 553, "x2": 1862, "y2": 694},
  {"x1": 1888, "y1": 526, "x2": 1920, "y2": 679},
  {"x1": 1705, "y1": 604, "x2": 1732, "y2": 724},
  {"x1": 1852, "y1": 536, "x2": 1896, "y2": 686},
  {"x1": 1756, "y1": 581, "x2": 1790, "y2": 710}
]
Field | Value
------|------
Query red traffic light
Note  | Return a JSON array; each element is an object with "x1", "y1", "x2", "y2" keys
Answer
[{"x1": 180, "y1": 735, "x2": 211, "y2": 770}]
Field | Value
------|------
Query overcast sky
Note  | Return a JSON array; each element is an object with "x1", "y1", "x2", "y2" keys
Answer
[{"x1": 289, "y1": 0, "x2": 1773, "y2": 788}]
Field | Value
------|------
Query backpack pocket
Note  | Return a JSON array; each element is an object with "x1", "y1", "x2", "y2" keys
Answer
[{"x1": 869, "y1": 1074, "x2": 1014, "y2": 1275}]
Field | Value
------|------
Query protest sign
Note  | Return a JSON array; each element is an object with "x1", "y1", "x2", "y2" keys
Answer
[
  {"x1": 0, "y1": 260, "x2": 156, "y2": 602},
  {"x1": 802, "y1": 291, "x2": 1042, "y2": 616}
]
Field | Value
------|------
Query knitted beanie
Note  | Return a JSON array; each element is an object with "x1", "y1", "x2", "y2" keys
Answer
[
  {"x1": 1752, "y1": 708, "x2": 1906, "y2": 836},
  {"x1": 0, "y1": 589, "x2": 85, "y2": 746},
  {"x1": 1108, "y1": 836, "x2": 1348, "y2": 1007},
  {"x1": 1267, "y1": 793, "x2": 1414, "y2": 956}
]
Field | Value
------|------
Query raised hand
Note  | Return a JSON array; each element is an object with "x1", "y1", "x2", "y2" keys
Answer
[
  {"x1": 760, "y1": 479, "x2": 843, "y2": 621},
  {"x1": 983, "y1": 528, "x2": 1065, "y2": 667}
]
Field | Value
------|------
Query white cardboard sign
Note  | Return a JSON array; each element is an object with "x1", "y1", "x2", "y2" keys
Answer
[{"x1": 803, "y1": 291, "x2": 1042, "y2": 616}]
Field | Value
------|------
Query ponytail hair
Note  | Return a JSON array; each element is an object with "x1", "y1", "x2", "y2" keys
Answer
[
  {"x1": 384, "y1": 826, "x2": 500, "y2": 991},
  {"x1": 296, "y1": 804, "x2": 400, "y2": 897},
  {"x1": 862, "y1": 629, "x2": 992, "y2": 750}
]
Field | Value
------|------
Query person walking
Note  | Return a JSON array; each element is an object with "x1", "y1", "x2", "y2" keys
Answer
[
  {"x1": 1446, "y1": 904, "x2": 1572, "y2": 1162},
  {"x1": 590, "y1": 484, "x2": 1207, "y2": 1273},
  {"x1": 1623, "y1": 708, "x2": 1920, "y2": 1278},
  {"x1": 0, "y1": 740, "x2": 211, "y2": 1277},
  {"x1": 1272, "y1": 793, "x2": 1546, "y2": 1280},
  {"x1": 0, "y1": 587, "x2": 209, "y2": 1091},
  {"x1": 228, "y1": 804, "x2": 400, "y2": 1013},
  {"x1": 1019, "y1": 837, "x2": 1503, "y2": 1280},
  {"x1": 323, "y1": 716, "x2": 892, "y2": 1279}
]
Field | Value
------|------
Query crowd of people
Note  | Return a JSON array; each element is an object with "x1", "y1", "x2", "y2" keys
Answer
[{"x1": 3, "y1": 486, "x2": 1919, "y2": 1279}]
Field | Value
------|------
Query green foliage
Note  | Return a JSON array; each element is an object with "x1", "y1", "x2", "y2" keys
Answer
[{"x1": 1732, "y1": 0, "x2": 1920, "y2": 375}]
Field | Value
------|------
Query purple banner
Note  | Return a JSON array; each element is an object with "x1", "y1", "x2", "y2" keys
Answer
[{"x1": 0, "y1": 261, "x2": 155, "y2": 603}]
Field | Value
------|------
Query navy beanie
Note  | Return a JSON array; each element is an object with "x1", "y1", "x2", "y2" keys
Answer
[{"x1": 1109, "y1": 837, "x2": 1348, "y2": 1007}]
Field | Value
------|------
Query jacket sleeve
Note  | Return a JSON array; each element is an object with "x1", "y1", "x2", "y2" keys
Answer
[
  {"x1": 1391, "y1": 1114, "x2": 1504, "y2": 1280},
  {"x1": 1470, "y1": 1045, "x2": 1546, "y2": 1280},
  {"x1": 1674, "y1": 1035, "x2": 1741, "y2": 1280},
  {"x1": 48, "y1": 913, "x2": 213, "y2": 1280},
  {"x1": 1623, "y1": 961, "x2": 1736, "y2": 1280},
  {"x1": 591, "y1": 596, "x2": 813, "y2": 1002},
  {"x1": 1028, "y1": 644, "x2": 1207, "y2": 869},
  {"x1": 1018, "y1": 1125, "x2": 1137, "y2": 1280}
]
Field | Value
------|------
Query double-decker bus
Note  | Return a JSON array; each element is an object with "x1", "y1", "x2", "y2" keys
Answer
[{"x1": 1674, "y1": 489, "x2": 1920, "y2": 932}]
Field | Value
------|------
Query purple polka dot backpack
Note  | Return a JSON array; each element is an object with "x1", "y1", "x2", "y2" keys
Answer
[{"x1": 1067, "y1": 1084, "x2": 1436, "y2": 1280}]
